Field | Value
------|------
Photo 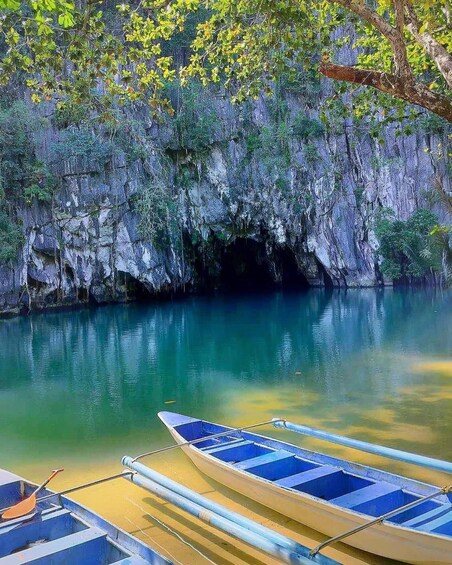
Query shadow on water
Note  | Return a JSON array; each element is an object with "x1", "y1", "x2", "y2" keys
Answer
[{"x1": 139, "y1": 495, "x2": 270, "y2": 565}]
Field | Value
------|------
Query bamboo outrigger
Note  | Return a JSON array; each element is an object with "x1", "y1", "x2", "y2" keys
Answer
[
  {"x1": 4, "y1": 411, "x2": 450, "y2": 564},
  {"x1": 1, "y1": 440, "x2": 340, "y2": 564}
]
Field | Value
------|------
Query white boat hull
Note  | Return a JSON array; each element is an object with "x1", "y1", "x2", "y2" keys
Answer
[{"x1": 166, "y1": 426, "x2": 452, "y2": 565}]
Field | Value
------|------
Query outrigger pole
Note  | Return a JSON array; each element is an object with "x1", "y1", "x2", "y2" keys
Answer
[
  {"x1": 273, "y1": 419, "x2": 452, "y2": 474},
  {"x1": 123, "y1": 456, "x2": 339, "y2": 565}
]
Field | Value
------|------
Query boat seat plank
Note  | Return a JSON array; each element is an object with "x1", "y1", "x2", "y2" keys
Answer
[
  {"x1": 0, "y1": 526, "x2": 107, "y2": 565},
  {"x1": 331, "y1": 482, "x2": 400, "y2": 510},
  {"x1": 275, "y1": 465, "x2": 340, "y2": 489},
  {"x1": 199, "y1": 437, "x2": 243, "y2": 451},
  {"x1": 203, "y1": 440, "x2": 253, "y2": 455},
  {"x1": 415, "y1": 509, "x2": 452, "y2": 533},
  {"x1": 0, "y1": 506, "x2": 71, "y2": 536},
  {"x1": 235, "y1": 450, "x2": 295, "y2": 471},
  {"x1": 401, "y1": 504, "x2": 452, "y2": 528},
  {"x1": 111, "y1": 557, "x2": 152, "y2": 564},
  {"x1": 0, "y1": 508, "x2": 73, "y2": 556}
]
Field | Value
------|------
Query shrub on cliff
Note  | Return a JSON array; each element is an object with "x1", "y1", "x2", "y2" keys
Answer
[
  {"x1": 134, "y1": 180, "x2": 180, "y2": 250},
  {"x1": 375, "y1": 208, "x2": 451, "y2": 283},
  {"x1": 0, "y1": 209, "x2": 23, "y2": 264},
  {"x1": 0, "y1": 101, "x2": 54, "y2": 203}
]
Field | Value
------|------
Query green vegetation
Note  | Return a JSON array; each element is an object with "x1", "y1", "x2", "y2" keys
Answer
[
  {"x1": 169, "y1": 81, "x2": 220, "y2": 153},
  {"x1": 53, "y1": 101, "x2": 92, "y2": 129},
  {"x1": 242, "y1": 89, "x2": 294, "y2": 191},
  {"x1": 279, "y1": 68, "x2": 322, "y2": 105},
  {"x1": 242, "y1": 88, "x2": 325, "y2": 183},
  {"x1": 258, "y1": 123, "x2": 291, "y2": 165},
  {"x1": 0, "y1": 2, "x2": 450, "y2": 120},
  {"x1": 0, "y1": 100, "x2": 56, "y2": 264},
  {"x1": 292, "y1": 113, "x2": 324, "y2": 141},
  {"x1": 22, "y1": 171, "x2": 57, "y2": 204},
  {"x1": 0, "y1": 208, "x2": 23, "y2": 264},
  {"x1": 162, "y1": 9, "x2": 211, "y2": 59},
  {"x1": 375, "y1": 208, "x2": 451, "y2": 282},
  {"x1": 0, "y1": 96, "x2": 152, "y2": 266},
  {"x1": 0, "y1": 101, "x2": 55, "y2": 203},
  {"x1": 51, "y1": 126, "x2": 115, "y2": 164},
  {"x1": 134, "y1": 180, "x2": 180, "y2": 249},
  {"x1": 416, "y1": 114, "x2": 449, "y2": 135},
  {"x1": 51, "y1": 108, "x2": 148, "y2": 165},
  {"x1": 244, "y1": 125, "x2": 290, "y2": 192},
  {"x1": 304, "y1": 143, "x2": 320, "y2": 164}
]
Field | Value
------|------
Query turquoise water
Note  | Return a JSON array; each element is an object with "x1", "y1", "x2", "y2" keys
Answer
[{"x1": 1, "y1": 288, "x2": 451, "y2": 473}]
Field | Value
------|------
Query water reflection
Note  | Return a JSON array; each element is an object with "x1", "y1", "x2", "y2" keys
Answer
[{"x1": 0, "y1": 288, "x2": 451, "y2": 470}]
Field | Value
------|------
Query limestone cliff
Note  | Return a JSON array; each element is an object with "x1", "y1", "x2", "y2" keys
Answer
[{"x1": 0, "y1": 83, "x2": 450, "y2": 316}]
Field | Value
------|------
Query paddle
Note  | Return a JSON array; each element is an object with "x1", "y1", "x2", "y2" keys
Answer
[{"x1": 1, "y1": 468, "x2": 64, "y2": 521}]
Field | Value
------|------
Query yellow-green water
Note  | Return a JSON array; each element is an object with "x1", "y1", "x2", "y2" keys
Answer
[{"x1": 0, "y1": 288, "x2": 451, "y2": 564}]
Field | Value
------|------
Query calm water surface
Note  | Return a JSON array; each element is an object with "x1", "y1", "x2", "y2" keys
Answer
[{"x1": 0, "y1": 288, "x2": 451, "y2": 563}]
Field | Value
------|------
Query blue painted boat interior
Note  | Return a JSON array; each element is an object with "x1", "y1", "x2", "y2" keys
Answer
[
  {"x1": 0, "y1": 471, "x2": 168, "y2": 564},
  {"x1": 166, "y1": 414, "x2": 452, "y2": 538}
]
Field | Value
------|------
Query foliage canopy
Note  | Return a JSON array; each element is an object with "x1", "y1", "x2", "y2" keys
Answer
[{"x1": 0, "y1": 1, "x2": 450, "y2": 119}]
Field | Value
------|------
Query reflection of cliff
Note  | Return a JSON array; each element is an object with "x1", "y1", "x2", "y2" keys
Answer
[
  {"x1": 1, "y1": 290, "x2": 451, "y2": 440},
  {"x1": 0, "y1": 81, "x2": 450, "y2": 316}
]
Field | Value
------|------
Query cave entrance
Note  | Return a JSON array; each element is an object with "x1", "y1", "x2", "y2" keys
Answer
[
  {"x1": 116, "y1": 271, "x2": 152, "y2": 301},
  {"x1": 217, "y1": 238, "x2": 310, "y2": 292}
]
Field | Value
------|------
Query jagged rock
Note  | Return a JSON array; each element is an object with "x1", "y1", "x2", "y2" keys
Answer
[{"x1": 0, "y1": 88, "x2": 450, "y2": 316}]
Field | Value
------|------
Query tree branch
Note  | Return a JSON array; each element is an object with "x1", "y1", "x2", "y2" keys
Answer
[
  {"x1": 392, "y1": 0, "x2": 414, "y2": 79},
  {"x1": 334, "y1": 0, "x2": 414, "y2": 81},
  {"x1": 319, "y1": 61, "x2": 452, "y2": 122},
  {"x1": 404, "y1": 2, "x2": 452, "y2": 88},
  {"x1": 333, "y1": 0, "x2": 395, "y2": 42}
]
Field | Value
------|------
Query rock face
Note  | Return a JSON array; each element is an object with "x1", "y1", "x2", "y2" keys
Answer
[{"x1": 0, "y1": 86, "x2": 450, "y2": 316}]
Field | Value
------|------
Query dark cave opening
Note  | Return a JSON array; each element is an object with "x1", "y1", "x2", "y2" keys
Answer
[
  {"x1": 219, "y1": 239, "x2": 274, "y2": 291},
  {"x1": 205, "y1": 238, "x2": 310, "y2": 292},
  {"x1": 116, "y1": 271, "x2": 152, "y2": 301},
  {"x1": 77, "y1": 287, "x2": 89, "y2": 302}
]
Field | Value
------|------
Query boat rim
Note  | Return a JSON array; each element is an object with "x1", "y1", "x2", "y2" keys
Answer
[
  {"x1": 158, "y1": 411, "x2": 452, "y2": 542},
  {"x1": 3, "y1": 471, "x2": 170, "y2": 562}
]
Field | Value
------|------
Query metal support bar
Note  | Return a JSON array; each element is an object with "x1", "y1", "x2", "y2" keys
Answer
[
  {"x1": 133, "y1": 418, "x2": 283, "y2": 462},
  {"x1": 122, "y1": 457, "x2": 336, "y2": 565},
  {"x1": 310, "y1": 485, "x2": 451, "y2": 557},
  {"x1": 123, "y1": 463, "x2": 340, "y2": 565},
  {"x1": 273, "y1": 419, "x2": 452, "y2": 474},
  {"x1": 0, "y1": 471, "x2": 133, "y2": 517},
  {"x1": 37, "y1": 471, "x2": 134, "y2": 504}
]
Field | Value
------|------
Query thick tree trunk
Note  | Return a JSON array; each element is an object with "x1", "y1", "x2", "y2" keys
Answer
[
  {"x1": 404, "y1": 3, "x2": 452, "y2": 89},
  {"x1": 319, "y1": 61, "x2": 452, "y2": 122},
  {"x1": 405, "y1": 26, "x2": 452, "y2": 90}
]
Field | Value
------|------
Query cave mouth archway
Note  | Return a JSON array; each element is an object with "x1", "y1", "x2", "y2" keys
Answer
[
  {"x1": 215, "y1": 238, "x2": 310, "y2": 292},
  {"x1": 116, "y1": 271, "x2": 153, "y2": 301}
]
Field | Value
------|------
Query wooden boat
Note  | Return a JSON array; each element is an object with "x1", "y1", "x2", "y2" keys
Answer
[
  {"x1": 0, "y1": 468, "x2": 172, "y2": 564},
  {"x1": 159, "y1": 411, "x2": 452, "y2": 565}
]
